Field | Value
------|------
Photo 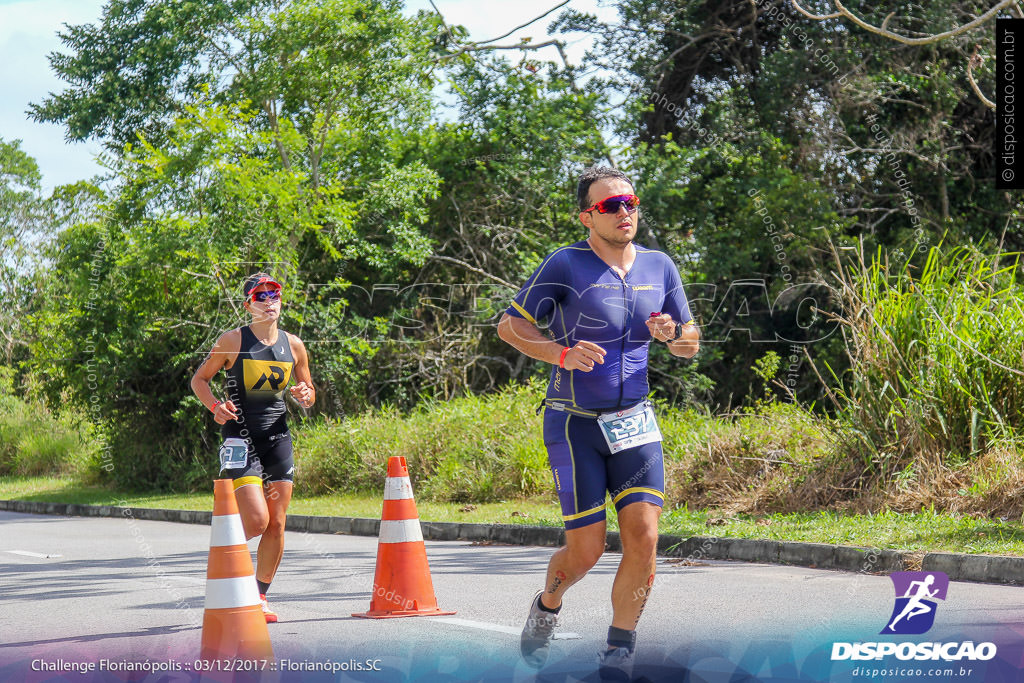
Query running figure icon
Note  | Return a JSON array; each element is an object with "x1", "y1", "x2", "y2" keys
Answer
[
  {"x1": 888, "y1": 575, "x2": 938, "y2": 631},
  {"x1": 881, "y1": 571, "x2": 949, "y2": 635}
]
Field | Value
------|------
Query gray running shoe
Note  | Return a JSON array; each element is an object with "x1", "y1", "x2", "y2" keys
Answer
[
  {"x1": 597, "y1": 646, "x2": 635, "y2": 682},
  {"x1": 520, "y1": 591, "x2": 559, "y2": 668}
]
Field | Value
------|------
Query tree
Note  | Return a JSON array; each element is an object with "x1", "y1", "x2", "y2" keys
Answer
[
  {"x1": 29, "y1": 0, "x2": 445, "y2": 489},
  {"x1": 0, "y1": 139, "x2": 49, "y2": 367},
  {"x1": 790, "y1": 0, "x2": 1018, "y2": 109},
  {"x1": 30, "y1": 0, "x2": 441, "y2": 155},
  {"x1": 553, "y1": 0, "x2": 1018, "y2": 405},
  {"x1": 370, "y1": 54, "x2": 616, "y2": 403}
]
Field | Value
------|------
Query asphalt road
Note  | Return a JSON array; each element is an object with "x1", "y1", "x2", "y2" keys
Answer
[{"x1": 3, "y1": 510, "x2": 1024, "y2": 682}]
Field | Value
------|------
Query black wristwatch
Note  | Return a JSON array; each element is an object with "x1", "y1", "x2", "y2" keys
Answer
[{"x1": 667, "y1": 322, "x2": 684, "y2": 343}]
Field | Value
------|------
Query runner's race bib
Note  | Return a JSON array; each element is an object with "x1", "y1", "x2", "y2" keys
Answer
[
  {"x1": 598, "y1": 401, "x2": 662, "y2": 453},
  {"x1": 219, "y1": 437, "x2": 249, "y2": 470}
]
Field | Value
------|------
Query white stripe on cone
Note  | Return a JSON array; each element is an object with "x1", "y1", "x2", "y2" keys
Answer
[
  {"x1": 209, "y1": 515, "x2": 247, "y2": 547},
  {"x1": 204, "y1": 576, "x2": 261, "y2": 610},
  {"x1": 384, "y1": 476, "x2": 414, "y2": 501},
  {"x1": 379, "y1": 518, "x2": 423, "y2": 544}
]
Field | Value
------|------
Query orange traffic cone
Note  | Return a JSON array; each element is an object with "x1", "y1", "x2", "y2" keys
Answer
[
  {"x1": 200, "y1": 479, "x2": 274, "y2": 660},
  {"x1": 353, "y1": 456, "x2": 456, "y2": 619}
]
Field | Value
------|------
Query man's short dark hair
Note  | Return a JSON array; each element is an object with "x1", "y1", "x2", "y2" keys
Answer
[{"x1": 577, "y1": 166, "x2": 634, "y2": 212}]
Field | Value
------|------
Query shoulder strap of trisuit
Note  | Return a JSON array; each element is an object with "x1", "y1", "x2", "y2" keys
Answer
[{"x1": 238, "y1": 325, "x2": 256, "y2": 352}]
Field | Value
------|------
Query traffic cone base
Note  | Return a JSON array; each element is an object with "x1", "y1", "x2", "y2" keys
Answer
[
  {"x1": 201, "y1": 606, "x2": 274, "y2": 659},
  {"x1": 352, "y1": 608, "x2": 457, "y2": 619}
]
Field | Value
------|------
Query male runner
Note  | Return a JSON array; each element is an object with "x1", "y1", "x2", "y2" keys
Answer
[
  {"x1": 191, "y1": 273, "x2": 315, "y2": 623},
  {"x1": 497, "y1": 167, "x2": 699, "y2": 676}
]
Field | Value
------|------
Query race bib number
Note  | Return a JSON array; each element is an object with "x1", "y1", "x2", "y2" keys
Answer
[
  {"x1": 219, "y1": 437, "x2": 249, "y2": 470},
  {"x1": 598, "y1": 402, "x2": 662, "y2": 453}
]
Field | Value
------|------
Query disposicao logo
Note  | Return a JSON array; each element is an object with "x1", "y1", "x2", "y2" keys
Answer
[
  {"x1": 831, "y1": 571, "x2": 997, "y2": 663},
  {"x1": 882, "y1": 571, "x2": 948, "y2": 635}
]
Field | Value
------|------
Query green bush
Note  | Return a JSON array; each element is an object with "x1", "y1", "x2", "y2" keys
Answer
[
  {"x1": 293, "y1": 378, "x2": 836, "y2": 509},
  {"x1": 0, "y1": 390, "x2": 98, "y2": 478},
  {"x1": 296, "y1": 380, "x2": 549, "y2": 502},
  {"x1": 826, "y1": 243, "x2": 1024, "y2": 487}
]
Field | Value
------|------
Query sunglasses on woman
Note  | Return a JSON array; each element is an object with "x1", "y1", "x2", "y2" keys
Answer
[
  {"x1": 583, "y1": 194, "x2": 640, "y2": 214},
  {"x1": 251, "y1": 290, "x2": 281, "y2": 303}
]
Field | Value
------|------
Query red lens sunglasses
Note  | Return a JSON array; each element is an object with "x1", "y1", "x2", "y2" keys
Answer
[{"x1": 583, "y1": 194, "x2": 640, "y2": 214}]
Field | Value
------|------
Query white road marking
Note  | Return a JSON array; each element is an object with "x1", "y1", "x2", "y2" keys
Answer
[
  {"x1": 426, "y1": 617, "x2": 582, "y2": 640},
  {"x1": 7, "y1": 550, "x2": 62, "y2": 559}
]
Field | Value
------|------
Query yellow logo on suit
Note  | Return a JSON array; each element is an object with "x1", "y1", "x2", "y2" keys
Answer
[{"x1": 243, "y1": 359, "x2": 292, "y2": 394}]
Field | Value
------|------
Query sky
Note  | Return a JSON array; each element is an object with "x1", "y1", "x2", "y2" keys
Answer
[{"x1": 0, "y1": 0, "x2": 618, "y2": 193}]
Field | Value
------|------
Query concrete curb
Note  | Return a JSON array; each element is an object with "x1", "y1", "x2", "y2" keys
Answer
[{"x1": 3, "y1": 499, "x2": 1023, "y2": 586}]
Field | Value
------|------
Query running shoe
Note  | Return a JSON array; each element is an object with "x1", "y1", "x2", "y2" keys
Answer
[
  {"x1": 520, "y1": 591, "x2": 558, "y2": 668},
  {"x1": 259, "y1": 594, "x2": 278, "y2": 623},
  {"x1": 597, "y1": 646, "x2": 635, "y2": 682}
]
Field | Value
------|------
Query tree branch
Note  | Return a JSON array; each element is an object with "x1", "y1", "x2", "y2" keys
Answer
[
  {"x1": 968, "y1": 44, "x2": 997, "y2": 110},
  {"x1": 428, "y1": 1, "x2": 618, "y2": 169},
  {"x1": 428, "y1": 0, "x2": 458, "y2": 45},
  {"x1": 789, "y1": 0, "x2": 841, "y2": 20},
  {"x1": 437, "y1": 38, "x2": 566, "y2": 62},
  {"x1": 476, "y1": 0, "x2": 571, "y2": 45},
  {"x1": 790, "y1": 0, "x2": 1017, "y2": 45},
  {"x1": 791, "y1": 0, "x2": 1011, "y2": 110},
  {"x1": 428, "y1": 254, "x2": 516, "y2": 289}
]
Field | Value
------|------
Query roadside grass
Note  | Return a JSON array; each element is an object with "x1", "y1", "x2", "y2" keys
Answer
[
  {"x1": 0, "y1": 476, "x2": 564, "y2": 527},
  {"x1": 660, "y1": 507, "x2": 1024, "y2": 556},
  {"x1": 295, "y1": 381, "x2": 550, "y2": 501},
  {"x1": 9, "y1": 243, "x2": 1024, "y2": 550},
  {"x1": 295, "y1": 382, "x2": 839, "y2": 515},
  {"x1": 5, "y1": 476, "x2": 1024, "y2": 556},
  {"x1": 10, "y1": 364, "x2": 1024, "y2": 523}
]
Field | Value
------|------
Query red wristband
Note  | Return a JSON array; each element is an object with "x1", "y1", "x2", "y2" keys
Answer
[
  {"x1": 210, "y1": 400, "x2": 221, "y2": 413},
  {"x1": 559, "y1": 346, "x2": 570, "y2": 369}
]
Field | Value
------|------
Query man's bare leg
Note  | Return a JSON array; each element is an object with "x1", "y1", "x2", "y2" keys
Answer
[{"x1": 539, "y1": 520, "x2": 607, "y2": 609}]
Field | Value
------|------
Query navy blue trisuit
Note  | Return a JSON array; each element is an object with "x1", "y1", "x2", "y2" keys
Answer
[{"x1": 506, "y1": 240, "x2": 694, "y2": 529}]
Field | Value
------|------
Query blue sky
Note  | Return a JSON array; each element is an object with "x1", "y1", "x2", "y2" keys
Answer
[{"x1": 0, "y1": 0, "x2": 617, "y2": 193}]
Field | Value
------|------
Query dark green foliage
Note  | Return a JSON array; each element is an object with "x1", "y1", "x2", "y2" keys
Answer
[
  {"x1": 30, "y1": 0, "x2": 259, "y2": 146},
  {"x1": 0, "y1": 138, "x2": 49, "y2": 368},
  {"x1": 10, "y1": 0, "x2": 1024, "y2": 499},
  {"x1": 25, "y1": 0, "x2": 445, "y2": 488},
  {"x1": 556, "y1": 0, "x2": 1017, "y2": 406}
]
